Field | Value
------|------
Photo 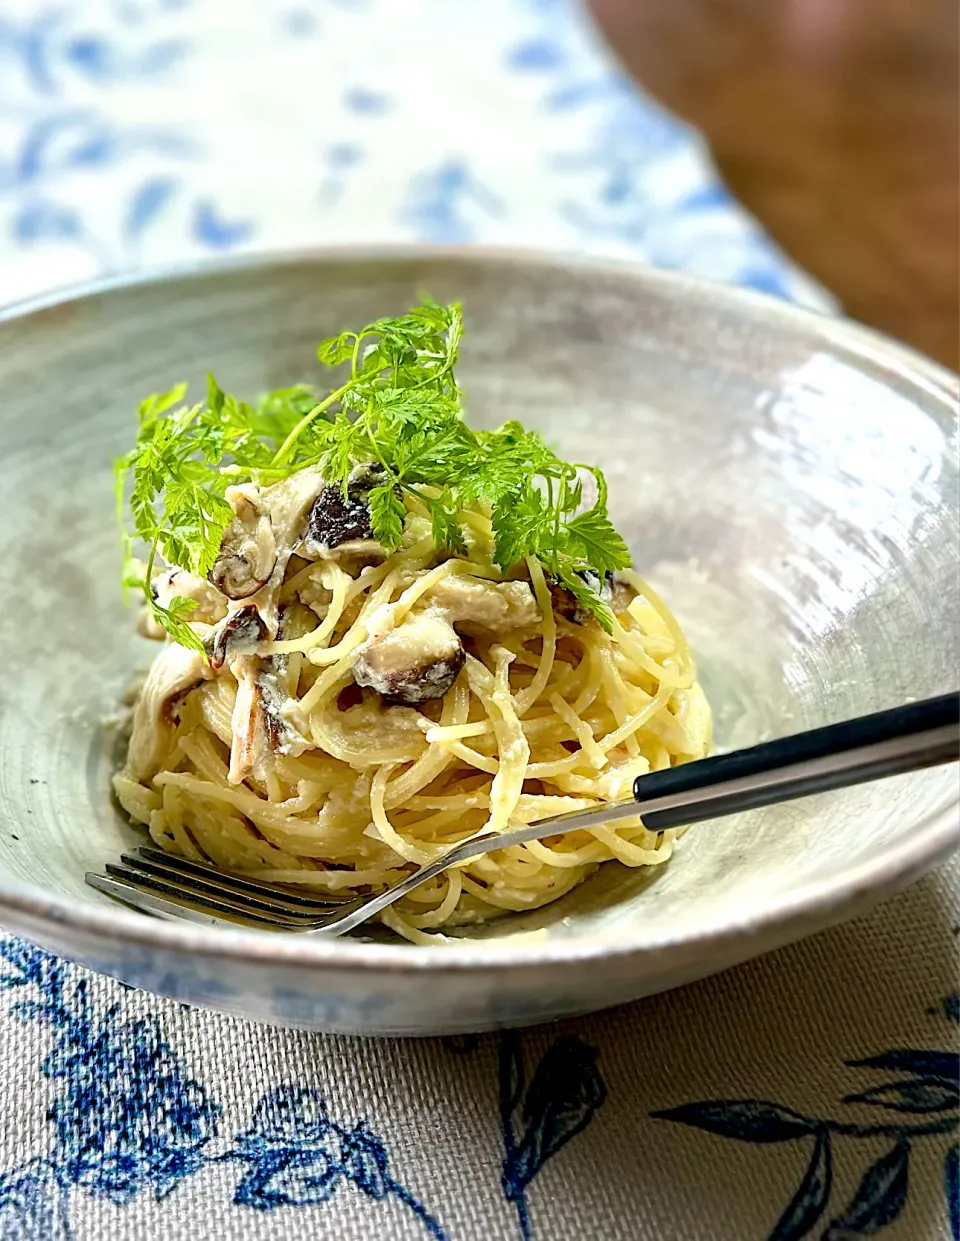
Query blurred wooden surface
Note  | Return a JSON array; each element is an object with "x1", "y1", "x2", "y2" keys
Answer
[{"x1": 588, "y1": 0, "x2": 959, "y2": 369}]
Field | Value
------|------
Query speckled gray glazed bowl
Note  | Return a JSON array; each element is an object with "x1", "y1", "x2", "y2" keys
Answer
[{"x1": 1, "y1": 248, "x2": 957, "y2": 1035}]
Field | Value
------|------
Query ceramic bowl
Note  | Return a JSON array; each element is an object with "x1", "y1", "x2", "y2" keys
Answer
[{"x1": 0, "y1": 248, "x2": 957, "y2": 1035}]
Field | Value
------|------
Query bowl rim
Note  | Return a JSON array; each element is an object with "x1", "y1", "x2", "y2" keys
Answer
[{"x1": 2, "y1": 242, "x2": 958, "y2": 975}]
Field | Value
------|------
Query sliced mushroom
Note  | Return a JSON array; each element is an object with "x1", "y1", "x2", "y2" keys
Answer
[
  {"x1": 259, "y1": 656, "x2": 311, "y2": 755},
  {"x1": 227, "y1": 655, "x2": 268, "y2": 784},
  {"x1": 547, "y1": 570, "x2": 611, "y2": 625},
  {"x1": 209, "y1": 486, "x2": 277, "y2": 600},
  {"x1": 609, "y1": 572, "x2": 637, "y2": 615},
  {"x1": 134, "y1": 565, "x2": 227, "y2": 640},
  {"x1": 153, "y1": 567, "x2": 228, "y2": 622},
  {"x1": 226, "y1": 653, "x2": 310, "y2": 784},
  {"x1": 205, "y1": 605, "x2": 266, "y2": 671},
  {"x1": 548, "y1": 570, "x2": 637, "y2": 624},
  {"x1": 426, "y1": 574, "x2": 541, "y2": 633},
  {"x1": 352, "y1": 610, "x2": 464, "y2": 705},
  {"x1": 208, "y1": 468, "x2": 324, "y2": 637},
  {"x1": 127, "y1": 644, "x2": 208, "y2": 780},
  {"x1": 300, "y1": 464, "x2": 388, "y2": 562},
  {"x1": 547, "y1": 572, "x2": 595, "y2": 625},
  {"x1": 246, "y1": 469, "x2": 327, "y2": 637}
]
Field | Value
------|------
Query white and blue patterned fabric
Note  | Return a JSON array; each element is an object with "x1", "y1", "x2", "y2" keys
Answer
[
  {"x1": 0, "y1": 0, "x2": 833, "y2": 306},
  {"x1": 1, "y1": 3, "x2": 957, "y2": 1240}
]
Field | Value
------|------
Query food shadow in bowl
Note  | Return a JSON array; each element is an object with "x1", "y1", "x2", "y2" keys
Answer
[{"x1": 0, "y1": 247, "x2": 957, "y2": 1034}]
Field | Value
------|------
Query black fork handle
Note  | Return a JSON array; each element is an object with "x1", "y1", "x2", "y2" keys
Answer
[{"x1": 631, "y1": 692, "x2": 960, "y2": 832}]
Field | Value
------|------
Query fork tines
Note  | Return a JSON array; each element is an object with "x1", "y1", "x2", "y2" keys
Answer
[{"x1": 86, "y1": 846, "x2": 363, "y2": 930}]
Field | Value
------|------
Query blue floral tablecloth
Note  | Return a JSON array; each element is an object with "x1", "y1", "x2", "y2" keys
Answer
[{"x1": 0, "y1": 3, "x2": 956, "y2": 1239}]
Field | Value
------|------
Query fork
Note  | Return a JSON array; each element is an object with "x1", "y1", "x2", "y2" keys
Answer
[{"x1": 87, "y1": 692, "x2": 960, "y2": 935}]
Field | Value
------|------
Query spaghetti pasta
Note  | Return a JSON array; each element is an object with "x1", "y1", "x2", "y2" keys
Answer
[
  {"x1": 115, "y1": 491, "x2": 711, "y2": 941},
  {"x1": 113, "y1": 300, "x2": 711, "y2": 941}
]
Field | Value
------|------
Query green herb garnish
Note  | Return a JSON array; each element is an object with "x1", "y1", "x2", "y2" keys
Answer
[{"x1": 116, "y1": 300, "x2": 631, "y2": 645}]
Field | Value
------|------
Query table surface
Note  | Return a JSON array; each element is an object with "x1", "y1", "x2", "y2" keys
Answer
[{"x1": 589, "y1": 0, "x2": 960, "y2": 371}]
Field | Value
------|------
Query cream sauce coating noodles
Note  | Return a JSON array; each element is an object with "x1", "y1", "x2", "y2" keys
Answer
[{"x1": 115, "y1": 494, "x2": 711, "y2": 943}]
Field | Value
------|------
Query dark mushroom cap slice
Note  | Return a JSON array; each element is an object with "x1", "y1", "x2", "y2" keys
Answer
[
  {"x1": 206, "y1": 605, "x2": 267, "y2": 670},
  {"x1": 547, "y1": 570, "x2": 635, "y2": 623},
  {"x1": 301, "y1": 464, "x2": 389, "y2": 561},
  {"x1": 546, "y1": 569, "x2": 606, "y2": 625},
  {"x1": 352, "y1": 611, "x2": 465, "y2": 706}
]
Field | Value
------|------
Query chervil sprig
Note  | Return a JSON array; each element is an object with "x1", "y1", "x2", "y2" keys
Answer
[{"x1": 116, "y1": 300, "x2": 632, "y2": 643}]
